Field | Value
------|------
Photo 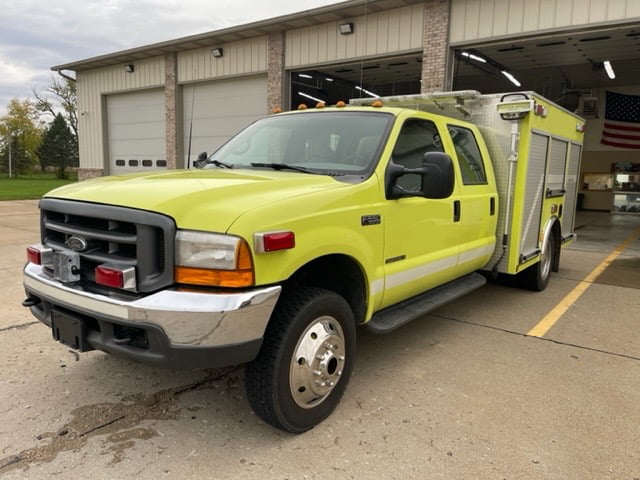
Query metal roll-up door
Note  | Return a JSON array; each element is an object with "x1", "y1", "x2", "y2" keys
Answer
[
  {"x1": 106, "y1": 89, "x2": 166, "y2": 175},
  {"x1": 520, "y1": 132, "x2": 549, "y2": 259},
  {"x1": 183, "y1": 75, "x2": 267, "y2": 166},
  {"x1": 562, "y1": 143, "x2": 582, "y2": 237}
]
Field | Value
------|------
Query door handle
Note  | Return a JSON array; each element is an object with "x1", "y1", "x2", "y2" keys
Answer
[
  {"x1": 454, "y1": 200, "x2": 461, "y2": 222},
  {"x1": 490, "y1": 197, "x2": 496, "y2": 216}
]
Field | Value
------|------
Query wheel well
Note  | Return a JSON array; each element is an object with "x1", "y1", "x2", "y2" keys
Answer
[{"x1": 283, "y1": 255, "x2": 367, "y2": 324}]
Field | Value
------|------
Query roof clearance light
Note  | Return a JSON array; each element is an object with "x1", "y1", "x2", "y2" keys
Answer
[
  {"x1": 603, "y1": 60, "x2": 615, "y2": 79},
  {"x1": 372, "y1": 100, "x2": 383, "y2": 108},
  {"x1": 254, "y1": 231, "x2": 295, "y2": 253},
  {"x1": 501, "y1": 70, "x2": 522, "y2": 87},
  {"x1": 336, "y1": 101, "x2": 346, "y2": 108}
]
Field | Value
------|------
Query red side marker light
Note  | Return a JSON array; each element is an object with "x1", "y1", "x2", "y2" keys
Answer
[{"x1": 255, "y1": 231, "x2": 295, "y2": 253}]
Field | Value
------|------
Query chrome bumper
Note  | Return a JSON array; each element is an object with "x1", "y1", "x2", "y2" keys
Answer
[{"x1": 23, "y1": 263, "x2": 281, "y2": 348}]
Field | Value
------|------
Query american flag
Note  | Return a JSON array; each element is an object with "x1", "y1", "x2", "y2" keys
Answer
[{"x1": 601, "y1": 91, "x2": 640, "y2": 149}]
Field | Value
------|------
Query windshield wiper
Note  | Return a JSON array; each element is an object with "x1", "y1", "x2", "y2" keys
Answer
[
  {"x1": 206, "y1": 159, "x2": 233, "y2": 169},
  {"x1": 250, "y1": 162, "x2": 318, "y2": 174}
]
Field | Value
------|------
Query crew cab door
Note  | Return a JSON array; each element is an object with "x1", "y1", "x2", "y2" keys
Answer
[
  {"x1": 444, "y1": 123, "x2": 498, "y2": 276},
  {"x1": 380, "y1": 116, "x2": 461, "y2": 309}
]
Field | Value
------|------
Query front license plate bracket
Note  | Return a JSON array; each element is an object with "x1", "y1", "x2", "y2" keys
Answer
[{"x1": 51, "y1": 310, "x2": 93, "y2": 352}]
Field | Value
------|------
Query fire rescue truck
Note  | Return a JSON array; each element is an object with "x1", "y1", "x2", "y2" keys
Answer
[{"x1": 23, "y1": 91, "x2": 584, "y2": 432}]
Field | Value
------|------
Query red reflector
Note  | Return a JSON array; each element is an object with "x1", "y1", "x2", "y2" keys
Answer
[
  {"x1": 263, "y1": 231, "x2": 295, "y2": 252},
  {"x1": 95, "y1": 266, "x2": 124, "y2": 288},
  {"x1": 27, "y1": 246, "x2": 42, "y2": 265}
]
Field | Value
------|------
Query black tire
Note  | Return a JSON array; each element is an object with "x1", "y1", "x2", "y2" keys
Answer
[
  {"x1": 245, "y1": 287, "x2": 356, "y2": 433},
  {"x1": 520, "y1": 233, "x2": 555, "y2": 291}
]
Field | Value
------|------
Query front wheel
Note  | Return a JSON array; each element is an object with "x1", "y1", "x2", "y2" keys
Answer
[{"x1": 245, "y1": 287, "x2": 356, "y2": 433}]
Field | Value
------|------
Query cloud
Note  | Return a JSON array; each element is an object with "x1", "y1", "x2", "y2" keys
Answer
[{"x1": 0, "y1": 0, "x2": 335, "y2": 116}]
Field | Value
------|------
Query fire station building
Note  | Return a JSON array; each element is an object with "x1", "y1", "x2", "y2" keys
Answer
[{"x1": 53, "y1": 0, "x2": 640, "y2": 212}]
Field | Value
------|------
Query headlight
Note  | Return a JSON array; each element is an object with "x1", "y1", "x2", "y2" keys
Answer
[{"x1": 175, "y1": 231, "x2": 254, "y2": 287}]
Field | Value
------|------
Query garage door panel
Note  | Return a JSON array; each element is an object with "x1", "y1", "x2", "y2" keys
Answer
[
  {"x1": 183, "y1": 75, "x2": 267, "y2": 164},
  {"x1": 107, "y1": 89, "x2": 166, "y2": 175}
]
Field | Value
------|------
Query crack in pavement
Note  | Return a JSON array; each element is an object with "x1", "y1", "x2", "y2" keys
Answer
[
  {"x1": 436, "y1": 314, "x2": 640, "y2": 362},
  {"x1": 0, "y1": 322, "x2": 39, "y2": 333},
  {"x1": 0, "y1": 367, "x2": 238, "y2": 474}
]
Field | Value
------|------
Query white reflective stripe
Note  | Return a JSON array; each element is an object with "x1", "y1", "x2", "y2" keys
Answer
[
  {"x1": 386, "y1": 253, "x2": 458, "y2": 290},
  {"x1": 370, "y1": 278, "x2": 384, "y2": 296},
  {"x1": 458, "y1": 244, "x2": 495, "y2": 265}
]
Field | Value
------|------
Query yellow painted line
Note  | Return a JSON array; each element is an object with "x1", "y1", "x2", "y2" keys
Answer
[{"x1": 527, "y1": 227, "x2": 640, "y2": 338}]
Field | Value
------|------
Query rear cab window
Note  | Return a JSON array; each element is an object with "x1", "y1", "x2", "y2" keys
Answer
[{"x1": 447, "y1": 125, "x2": 488, "y2": 185}]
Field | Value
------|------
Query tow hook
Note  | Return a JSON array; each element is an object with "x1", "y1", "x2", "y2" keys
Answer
[{"x1": 22, "y1": 296, "x2": 41, "y2": 307}]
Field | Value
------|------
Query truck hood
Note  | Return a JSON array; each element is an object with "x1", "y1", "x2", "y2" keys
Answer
[{"x1": 45, "y1": 169, "x2": 347, "y2": 231}]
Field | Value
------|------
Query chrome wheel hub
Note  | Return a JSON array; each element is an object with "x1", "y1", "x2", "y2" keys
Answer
[{"x1": 289, "y1": 316, "x2": 346, "y2": 409}]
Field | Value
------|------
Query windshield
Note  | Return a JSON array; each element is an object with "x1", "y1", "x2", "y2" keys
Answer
[{"x1": 204, "y1": 111, "x2": 393, "y2": 175}]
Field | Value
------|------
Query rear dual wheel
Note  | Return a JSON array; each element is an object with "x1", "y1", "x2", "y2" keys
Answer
[
  {"x1": 245, "y1": 287, "x2": 356, "y2": 433},
  {"x1": 521, "y1": 233, "x2": 555, "y2": 291}
]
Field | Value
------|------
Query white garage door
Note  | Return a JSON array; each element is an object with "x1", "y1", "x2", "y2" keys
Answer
[
  {"x1": 183, "y1": 75, "x2": 267, "y2": 166},
  {"x1": 106, "y1": 89, "x2": 166, "y2": 175}
]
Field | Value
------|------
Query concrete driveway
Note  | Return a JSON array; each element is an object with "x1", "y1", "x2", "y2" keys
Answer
[{"x1": 0, "y1": 200, "x2": 639, "y2": 479}]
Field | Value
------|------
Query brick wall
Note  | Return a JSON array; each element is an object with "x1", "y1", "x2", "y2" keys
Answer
[
  {"x1": 77, "y1": 168, "x2": 105, "y2": 181},
  {"x1": 267, "y1": 32, "x2": 285, "y2": 113},
  {"x1": 421, "y1": 0, "x2": 451, "y2": 93},
  {"x1": 165, "y1": 52, "x2": 178, "y2": 169}
]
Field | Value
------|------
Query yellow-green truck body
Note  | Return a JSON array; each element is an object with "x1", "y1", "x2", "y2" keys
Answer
[{"x1": 23, "y1": 91, "x2": 584, "y2": 432}]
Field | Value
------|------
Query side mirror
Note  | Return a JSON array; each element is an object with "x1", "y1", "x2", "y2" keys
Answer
[
  {"x1": 193, "y1": 151, "x2": 208, "y2": 168},
  {"x1": 385, "y1": 152, "x2": 455, "y2": 200},
  {"x1": 420, "y1": 152, "x2": 455, "y2": 199}
]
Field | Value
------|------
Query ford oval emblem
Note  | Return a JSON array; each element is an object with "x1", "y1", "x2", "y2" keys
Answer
[{"x1": 66, "y1": 236, "x2": 88, "y2": 252}]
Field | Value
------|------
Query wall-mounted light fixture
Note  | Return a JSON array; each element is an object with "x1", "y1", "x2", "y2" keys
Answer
[
  {"x1": 211, "y1": 48, "x2": 224, "y2": 58},
  {"x1": 339, "y1": 23, "x2": 354, "y2": 35},
  {"x1": 124, "y1": 64, "x2": 134, "y2": 73}
]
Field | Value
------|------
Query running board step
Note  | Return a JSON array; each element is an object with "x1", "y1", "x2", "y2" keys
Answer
[{"x1": 365, "y1": 273, "x2": 487, "y2": 334}]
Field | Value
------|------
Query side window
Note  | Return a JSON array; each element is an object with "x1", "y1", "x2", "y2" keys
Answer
[
  {"x1": 392, "y1": 118, "x2": 443, "y2": 190},
  {"x1": 448, "y1": 125, "x2": 487, "y2": 185}
]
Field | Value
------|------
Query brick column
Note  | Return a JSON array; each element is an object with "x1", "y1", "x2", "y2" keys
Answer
[
  {"x1": 421, "y1": 0, "x2": 451, "y2": 93},
  {"x1": 78, "y1": 168, "x2": 104, "y2": 181},
  {"x1": 267, "y1": 32, "x2": 285, "y2": 113},
  {"x1": 165, "y1": 52, "x2": 179, "y2": 169}
]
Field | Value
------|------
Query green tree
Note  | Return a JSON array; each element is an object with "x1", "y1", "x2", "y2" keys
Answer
[
  {"x1": 37, "y1": 113, "x2": 77, "y2": 179},
  {"x1": 33, "y1": 76, "x2": 78, "y2": 146},
  {"x1": 0, "y1": 98, "x2": 43, "y2": 176}
]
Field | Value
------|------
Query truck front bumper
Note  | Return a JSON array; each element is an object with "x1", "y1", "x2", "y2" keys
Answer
[{"x1": 23, "y1": 263, "x2": 281, "y2": 369}]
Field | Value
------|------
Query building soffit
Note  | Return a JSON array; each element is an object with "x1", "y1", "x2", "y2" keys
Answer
[{"x1": 52, "y1": 0, "x2": 425, "y2": 73}]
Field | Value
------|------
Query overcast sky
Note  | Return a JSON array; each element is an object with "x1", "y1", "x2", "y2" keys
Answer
[{"x1": 0, "y1": 0, "x2": 338, "y2": 117}]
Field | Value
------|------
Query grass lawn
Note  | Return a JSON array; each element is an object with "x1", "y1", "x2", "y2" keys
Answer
[{"x1": 0, "y1": 173, "x2": 78, "y2": 201}]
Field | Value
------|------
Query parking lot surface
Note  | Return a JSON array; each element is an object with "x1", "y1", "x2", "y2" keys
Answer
[{"x1": 1, "y1": 200, "x2": 638, "y2": 479}]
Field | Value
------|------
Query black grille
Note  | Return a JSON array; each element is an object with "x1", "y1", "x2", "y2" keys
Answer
[{"x1": 40, "y1": 198, "x2": 175, "y2": 293}]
